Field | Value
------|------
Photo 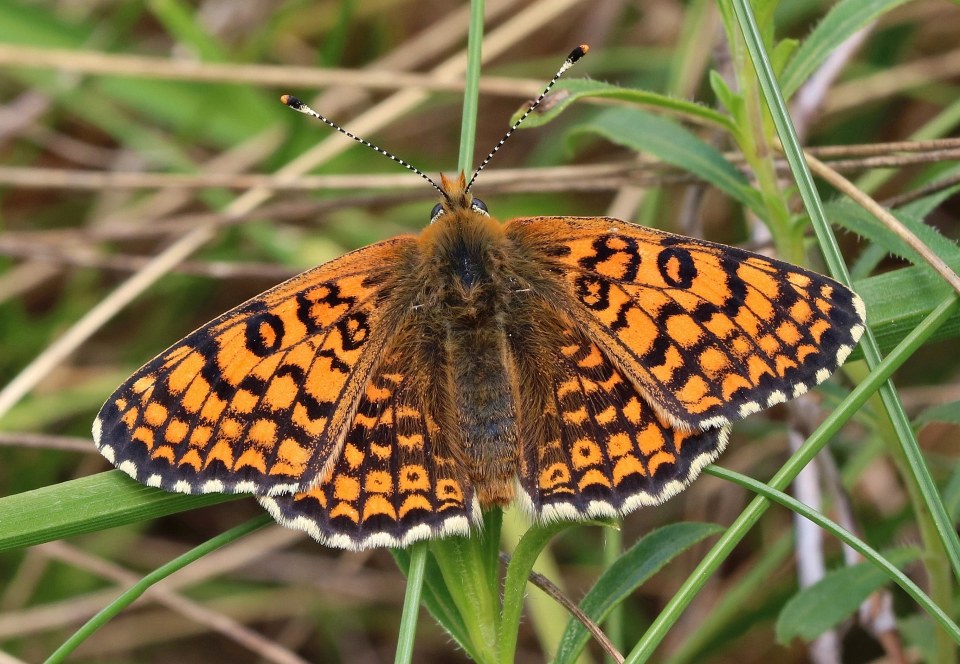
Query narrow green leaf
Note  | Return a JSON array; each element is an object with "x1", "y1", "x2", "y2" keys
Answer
[
  {"x1": 775, "y1": 549, "x2": 919, "y2": 644},
  {"x1": 825, "y1": 198, "x2": 960, "y2": 268},
  {"x1": 429, "y1": 534, "x2": 500, "y2": 664},
  {"x1": 568, "y1": 107, "x2": 763, "y2": 214},
  {"x1": 914, "y1": 401, "x2": 960, "y2": 429},
  {"x1": 770, "y1": 38, "x2": 799, "y2": 76},
  {"x1": 780, "y1": 0, "x2": 913, "y2": 98},
  {"x1": 553, "y1": 522, "x2": 723, "y2": 664},
  {"x1": 851, "y1": 262, "x2": 960, "y2": 359},
  {"x1": 517, "y1": 78, "x2": 733, "y2": 131},
  {"x1": 943, "y1": 466, "x2": 960, "y2": 523},
  {"x1": 0, "y1": 472, "x2": 238, "y2": 552},
  {"x1": 708, "y1": 70, "x2": 739, "y2": 116}
]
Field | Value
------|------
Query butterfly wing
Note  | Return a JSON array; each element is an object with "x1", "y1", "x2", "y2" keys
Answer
[
  {"x1": 506, "y1": 217, "x2": 866, "y2": 430},
  {"x1": 508, "y1": 308, "x2": 728, "y2": 520},
  {"x1": 93, "y1": 237, "x2": 416, "y2": 496},
  {"x1": 258, "y1": 334, "x2": 480, "y2": 550}
]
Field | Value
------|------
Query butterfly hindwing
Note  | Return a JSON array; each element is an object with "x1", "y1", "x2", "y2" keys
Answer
[
  {"x1": 93, "y1": 238, "x2": 415, "y2": 496},
  {"x1": 510, "y1": 313, "x2": 729, "y2": 521},
  {"x1": 259, "y1": 337, "x2": 480, "y2": 550},
  {"x1": 506, "y1": 217, "x2": 866, "y2": 430}
]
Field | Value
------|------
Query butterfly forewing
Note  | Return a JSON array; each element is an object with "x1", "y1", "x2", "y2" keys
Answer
[
  {"x1": 94, "y1": 238, "x2": 415, "y2": 496},
  {"x1": 506, "y1": 217, "x2": 866, "y2": 431},
  {"x1": 258, "y1": 334, "x2": 479, "y2": 550}
]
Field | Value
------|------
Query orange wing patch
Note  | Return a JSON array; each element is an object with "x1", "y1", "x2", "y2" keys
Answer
[
  {"x1": 512, "y1": 322, "x2": 729, "y2": 520},
  {"x1": 259, "y1": 343, "x2": 479, "y2": 550},
  {"x1": 93, "y1": 238, "x2": 415, "y2": 496},
  {"x1": 507, "y1": 217, "x2": 866, "y2": 430}
]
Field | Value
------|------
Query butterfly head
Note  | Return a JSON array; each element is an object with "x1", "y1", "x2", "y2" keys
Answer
[{"x1": 430, "y1": 172, "x2": 489, "y2": 223}]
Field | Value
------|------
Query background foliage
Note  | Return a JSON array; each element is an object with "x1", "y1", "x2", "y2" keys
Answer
[{"x1": 0, "y1": 0, "x2": 959, "y2": 662}]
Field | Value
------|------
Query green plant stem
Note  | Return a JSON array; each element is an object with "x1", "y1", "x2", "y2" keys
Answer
[
  {"x1": 624, "y1": 295, "x2": 959, "y2": 663},
  {"x1": 431, "y1": 536, "x2": 501, "y2": 664},
  {"x1": 706, "y1": 465, "x2": 960, "y2": 643},
  {"x1": 603, "y1": 525, "x2": 624, "y2": 661},
  {"x1": 498, "y1": 520, "x2": 573, "y2": 664},
  {"x1": 458, "y1": 0, "x2": 485, "y2": 175},
  {"x1": 872, "y1": 404, "x2": 957, "y2": 664},
  {"x1": 665, "y1": 535, "x2": 793, "y2": 664},
  {"x1": 396, "y1": 543, "x2": 428, "y2": 664},
  {"x1": 727, "y1": 7, "x2": 960, "y2": 663},
  {"x1": 45, "y1": 514, "x2": 272, "y2": 663}
]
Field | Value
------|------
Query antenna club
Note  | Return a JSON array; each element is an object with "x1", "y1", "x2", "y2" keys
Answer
[
  {"x1": 570, "y1": 44, "x2": 589, "y2": 62},
  {"x1": 280, "y1": 94, "x2": 303, "y2": 109}
]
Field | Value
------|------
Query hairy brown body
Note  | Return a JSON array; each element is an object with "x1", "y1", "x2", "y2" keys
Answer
[{"x1": 395, "y1": 185, "x2": 563, "y2": 507}]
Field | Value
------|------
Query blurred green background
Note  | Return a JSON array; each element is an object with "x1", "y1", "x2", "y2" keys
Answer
[{"x1": 1, "y1": 0, "x2": 959, "y2": 662}]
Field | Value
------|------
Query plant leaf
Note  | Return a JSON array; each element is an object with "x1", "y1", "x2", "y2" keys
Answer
[
  {"x1": 553, "y1": 522, "x2": 723, "y2": 664},
  {"x1": 0, "y1": 472, "x2": 237, "y2": 552},
  {"x1": 780, "y1": 0, "x2": 914, "y2": 98},
  {"x1": 517, "y1": 78, "x2": 732, "y2": 131},
  {"x1": 914, "y1": 401, "x2": 960, "y2": 430},
  {"x1": 776, "y1": 548, "x2": 919, "y2": 644},
  {"x1": 568, "y1": 107, "x2": 763, "y2": 214}
]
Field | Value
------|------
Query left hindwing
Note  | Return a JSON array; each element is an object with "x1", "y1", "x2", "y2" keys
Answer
[
  {"x1": 259, "y1": 332, "x2": 479, "y2": 551},
  {"x1": 506, "y1": 216, "x2": 866, "y2": 430}
]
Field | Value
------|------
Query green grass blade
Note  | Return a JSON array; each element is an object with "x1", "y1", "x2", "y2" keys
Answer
[
  {"x1": 390, "y1": 548, "x2": 473, "y2": 654},
  {"x1": 45, "y1": 514, "x2": 272, "y2": 663},
  {"x1": 395, "y1": 543, "x2": 428, "y2": 664},
  {"x1": 0, "y1": 472, "x2": 238, "y2": 552},
  {"x1": 392, "y1": 3, "x2": 487, "y2": 662},
  {"x1": 457, "y1": 0, "x2": 485, "y2": 175}
]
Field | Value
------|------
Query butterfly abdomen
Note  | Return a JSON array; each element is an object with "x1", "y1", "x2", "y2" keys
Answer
[{"x1": 413, "y1": 211, "x2": 527, "y2": 506}]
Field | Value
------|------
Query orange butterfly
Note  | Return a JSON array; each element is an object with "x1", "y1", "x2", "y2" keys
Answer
[{"x1": 94, "y1": 47, "x2": 865, "y2": 550}]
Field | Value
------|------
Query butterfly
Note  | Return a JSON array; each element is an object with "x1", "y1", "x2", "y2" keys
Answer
[{"x1": 93, "y1": 46, "x2": 866, "y2": 550}]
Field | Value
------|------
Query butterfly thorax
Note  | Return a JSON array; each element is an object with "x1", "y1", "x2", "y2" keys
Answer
[{"x1": 412, "y1": 201, "x2": 520, "y2": 507}]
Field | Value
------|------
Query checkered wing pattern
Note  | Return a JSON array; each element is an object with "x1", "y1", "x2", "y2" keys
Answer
[
  {"x1": 259, "y1": 340, "x2": 478, "y2": 550},
  {"x1": 93, "y1": 239, "x2": 414, "y2": 496},
  {"x1": 512, "y1": 317, "x2": 728, "y2": 521},
  {"x1": 506, "y1": 217, "x2": 866, "y2": 431}
]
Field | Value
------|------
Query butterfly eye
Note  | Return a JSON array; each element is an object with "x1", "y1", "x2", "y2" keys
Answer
[
  {"x1": 430, "y1": 203, "x2": 444, "y2": 222},
  {"x1": 471, "y1": 198, "x2": 489, "y2": 215}
]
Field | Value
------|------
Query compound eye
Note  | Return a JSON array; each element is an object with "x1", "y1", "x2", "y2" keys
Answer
[
  {"x1": 430, "y1": 202, "x2": 444, "y2": 222},
  {"x1": 471, "y1": 198, "x2": 489, "y2": 215}
]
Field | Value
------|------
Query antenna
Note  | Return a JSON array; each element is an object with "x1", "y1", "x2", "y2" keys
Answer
[
  {"x1": 280, "y1": 44, "x2": 589, "y2": 200},
  {"x1": 464, "y1": 44, "x2": 589, "y2": 193},
  {"x1": 279, "y1": 94, "x2": 449, "y2": 201}
]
